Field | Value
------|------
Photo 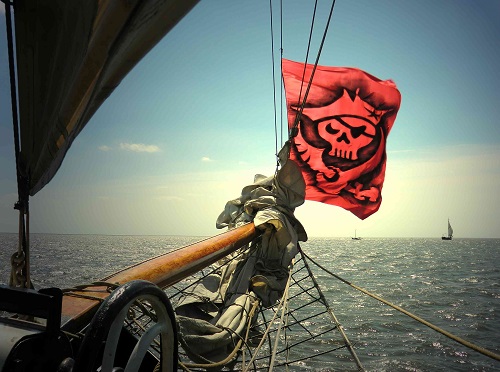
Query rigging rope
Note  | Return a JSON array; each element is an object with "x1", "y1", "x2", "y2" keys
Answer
[
  {"x1": 279, "y1": 0, "x2": 284, "y2": 151},
  {"x1": 301, "y1": 250, "x2": 500, "y2": 362},
  {"x1": 163, "y1": 245, "x2": 366, "y2": 370},
  {"x1": 268, "y1": 0, "x2": 279, "y2": 169},
  {"x1": 299, "y1": 247, "x2": 365, "y2": 371},
  {"x1": 290, "y1": 0, "x2": 337, "y2": 138},
  {"x1": 297, "y1": 0, "x2": 319, "y2": 109},
  {"x1": 268, "y1": 263, "x2": 292, "y2": 372},
  {"x1": 271, "y1": 0, "x2": 337, "y2": 165}
]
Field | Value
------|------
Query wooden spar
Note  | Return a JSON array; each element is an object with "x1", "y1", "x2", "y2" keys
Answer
[
  {"x1": 104, "y1": 223, "x2": 259, "y2": 287},
  {"x1": 60, "y1": 223, "x2": 260, "y2": 332}
]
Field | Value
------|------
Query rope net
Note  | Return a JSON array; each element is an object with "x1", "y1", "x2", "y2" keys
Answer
[{"x1": 119, "y1": 246, "x2": 364, "y2": 371}]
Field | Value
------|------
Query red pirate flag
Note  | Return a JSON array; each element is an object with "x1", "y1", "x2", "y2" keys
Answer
[{"x1": 282, "y1": 58, "x2": 401, "y2": 219}]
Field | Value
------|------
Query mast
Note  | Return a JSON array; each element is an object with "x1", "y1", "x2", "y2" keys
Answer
[{"x1": 5, "y1": 0, "x2": 32, "y2": 289}]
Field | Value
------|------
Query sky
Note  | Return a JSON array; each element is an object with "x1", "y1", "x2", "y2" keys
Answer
[{"x1": 0, "y1": 0, "x2": 499, "y2": 238}]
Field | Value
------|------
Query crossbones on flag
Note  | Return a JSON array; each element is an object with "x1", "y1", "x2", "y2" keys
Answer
[{"x1": 282, "y1": 58, "x2": 401, "y2": 219}]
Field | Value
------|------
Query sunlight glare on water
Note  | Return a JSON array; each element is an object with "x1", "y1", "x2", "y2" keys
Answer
[{"x1": 0, "y1": 234, "x2": 498, "y2": 371}]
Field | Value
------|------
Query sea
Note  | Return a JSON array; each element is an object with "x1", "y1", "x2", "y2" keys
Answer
[{"x1": 0, "y1": 233, "x2": 498, "y2": 371}]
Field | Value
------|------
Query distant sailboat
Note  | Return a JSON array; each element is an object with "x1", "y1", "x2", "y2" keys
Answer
[
  {"x1": 352, "y1": 229, "x2": 361, "y2": 240},
  {"x1": 442, "y1": 218, "x2": 453, "y2": 240}
]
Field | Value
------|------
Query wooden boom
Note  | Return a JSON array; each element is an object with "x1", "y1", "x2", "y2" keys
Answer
[{"x1": 60, "y1": 223, "x2": 259, "y2": 332}]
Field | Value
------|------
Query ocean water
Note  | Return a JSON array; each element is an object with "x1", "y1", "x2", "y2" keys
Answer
[{"x1": 0, "y1": 233, "x2": 499, "y2": 371}]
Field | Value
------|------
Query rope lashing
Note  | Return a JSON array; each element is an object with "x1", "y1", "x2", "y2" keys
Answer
[
  {"x1": 62, "y1": 281, "x2": 121, "y2": 302},
  {"x1": 302, "y1": 250, "x2": 500, "y2": 362}
]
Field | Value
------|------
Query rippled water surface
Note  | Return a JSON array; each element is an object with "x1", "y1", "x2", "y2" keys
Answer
[{"x1": 1, "y1": 234, "x2": 498, "y2": 371}]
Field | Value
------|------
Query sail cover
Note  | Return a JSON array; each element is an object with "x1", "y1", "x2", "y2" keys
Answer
[
  {"x1": 13, "y1": 0, "x2": 198, "y2": 196},
  {"x1": 282, "y1": 58, "x2": 401, "y2": 219}
]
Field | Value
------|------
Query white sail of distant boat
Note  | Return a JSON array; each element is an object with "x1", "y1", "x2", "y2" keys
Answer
[
  {"x1": 442, "y1": 218, "x2": 453, "y2": 240},
  {"x1": 352, "y1": 229, "x2": 361, "y2": 240}
]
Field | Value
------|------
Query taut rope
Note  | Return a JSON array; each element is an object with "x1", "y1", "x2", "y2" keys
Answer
[{"x1": 301, "y1": 250, "x2": 500, "y2": 362}]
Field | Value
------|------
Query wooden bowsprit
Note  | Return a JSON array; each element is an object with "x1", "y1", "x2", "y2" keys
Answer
[{"x1": 60, "y1": 223, "x2": 260, "y2": 333}]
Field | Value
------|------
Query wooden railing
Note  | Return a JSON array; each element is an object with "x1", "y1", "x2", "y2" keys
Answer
[{"x1": 60, "y1": 223, "x2": 260, "y2": 332}]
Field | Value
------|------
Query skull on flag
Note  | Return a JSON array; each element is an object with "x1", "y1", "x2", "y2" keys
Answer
[{"x1": 282, "y1": 59, "x2": 401, "y2": 219}]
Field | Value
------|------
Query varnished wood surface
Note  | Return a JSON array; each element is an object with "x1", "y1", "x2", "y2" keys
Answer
[{"x1": 60, "y1": 223, "x2": 259, "y2": 332}]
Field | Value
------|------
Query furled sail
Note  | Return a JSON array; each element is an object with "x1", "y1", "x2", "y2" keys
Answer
[
  {"x1": 282, "y1": 58, "x2": 401, "y2": 219},
  {"x1": 13, "y1": 0, "x2": 198, "y2": 196},
  {"x1": 176, "y1": 157, "x2": 307, "y2": 363}
]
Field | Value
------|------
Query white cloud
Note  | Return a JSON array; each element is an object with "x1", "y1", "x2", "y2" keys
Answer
[
  {"x1": 98, "y1": 145, "x2": 111, "y2": 151},
  {"x1": 119, "y1": 143, "x2": 161, "y2": 153},
  {"x1": 201, "y1": 157, "x2": 213, "y2": 162}
]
